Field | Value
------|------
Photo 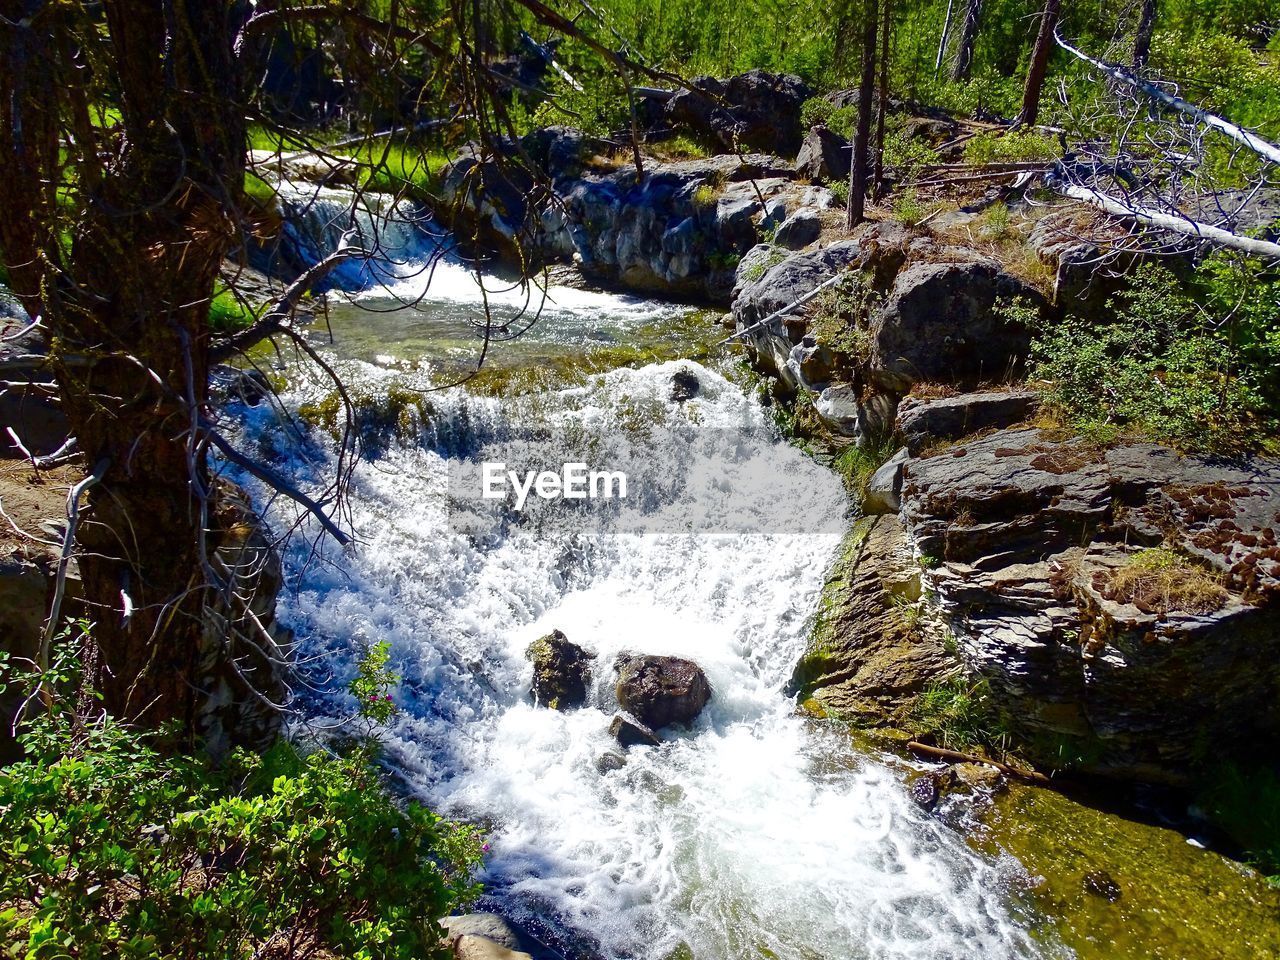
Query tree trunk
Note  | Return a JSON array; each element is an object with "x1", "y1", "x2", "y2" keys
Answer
[
  {"x1": 1133, "y1": 0, "x2": 1157, "y2": 71},
  {"x1": 950, "y1": 0, "x2": 983, "y2": 82},
  {"x1": 847, "y1": 0, "x2": 879, "y2": 229},
  {"x1": 0, "y1": 0, "x2": 251, "y2": 745},
  {"x1": 873, "y1": 0, "x2": 893, "y2": 200},
  {"x1": 1017, "y1": 0, "x2": 1061, "y2": 127},
  {"x1": 935, "y1": 0, "x2": 956, "y2": 76}
]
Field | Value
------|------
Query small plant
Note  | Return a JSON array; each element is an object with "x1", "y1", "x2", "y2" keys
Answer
[
  {"x1": 741, "y1": 249, "x2": 788, "y2": 283},
  {"x1": 350, "y1": 639, "x2": 401, "y2": 725},
  {"x1": 977, "y1": 201, "x2": 1013, "y2": 243},
  {"x1": 963, "y1": 130, "x2": 1060, "y2": 165},
  {"x1": 0, "y1": 631, "x2": 481, "y2": 960},
  {"x1": 1103, "y1": 547, "x2": 1228, "y2": 615},
  {"x1": 832, "y1": 436, "x2": 900, "y2": 505},
  {"x1": 912, "y1": 676, "x2": 1009, "y2": 756},
  {"x1": 692, "y1": 183, "x2": 719, "y2": 210},
  {"x1": 828, "y1": 179, "x2": 850, "y2": 208}
]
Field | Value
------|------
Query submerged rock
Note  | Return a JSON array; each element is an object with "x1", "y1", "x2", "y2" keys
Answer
[
  {"x1": 615, "y1": 655, "x2": 711, "y2": 729},
  {"x1": 526, "y1": 630, "x2": 596, "y2": 710},
  {"x1": 1082, "y1": 869, "x2": 1123, "y2": 903},
  {"x1": 609, "y1": 711, "x2": 661, "y2": 748},
  {"x1": 669, "y1": 369, "x2": 701, "y2": 402}
]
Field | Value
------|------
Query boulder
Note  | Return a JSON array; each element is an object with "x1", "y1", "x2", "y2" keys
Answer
[
  {"x1": 899, "y1": 427, "x2": 1280, "y2": 781},
  {"x1": 789, "y1": 514, "x2": 950, "y2": 723},
  {"x1": 453, "y1": 934, "x2": 533, "y2": 960},
  {"x1": 895, "y1": 389, "x2": 1041, "y2": 454},
  {"x1": 772, "y1": 208, "x2": 822, "y2": 249},
  {"x1": 440, "y1": 914, "x2": 557, "y2": 960},
  {"x1": 813, "y1": 385, "x2": 897, "y2": 443},
  {"x1": 786, "y1": 336, "x2": 838, "y2": 392},
  {"x1": 1, "y1": 312, "x2": 68, "y2": 458},
  {"x1": 869, "y1": 260, "x2": 1048, "y2": 392},
  {"x1": 664, "y1": 71, "x2": 812, "y2": 155},
  {"x1": 863, "y1": 447, "x2": 909, "y2": 515},
  {"x1": 526, "y1": 629, "x2": 596, "y2": 710},
  {"x1": 669, "y1": 369, "x2": 701, "y2": 402},
  {"x1": 795, "y1": 125, "x2": 851, "y2": 183},
  {"x1": 609, "y1": 711, "x2": 661, "y2": 748},
  {"x1": 615, "y1": 655, "x2": 711, "y2": 729}
]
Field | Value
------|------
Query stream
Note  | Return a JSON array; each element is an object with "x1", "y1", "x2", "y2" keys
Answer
[{"x1": 226, "y1": 192, "x2": 1279, "y2": 960}]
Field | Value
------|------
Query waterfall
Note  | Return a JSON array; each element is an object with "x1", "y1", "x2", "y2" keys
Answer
[{"x1": 226, "y1": 192, "x2": 1066, "y2": 960}]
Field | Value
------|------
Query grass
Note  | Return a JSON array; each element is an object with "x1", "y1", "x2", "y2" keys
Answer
[
  {"x1": 832, "y1": 436, "x2": 899, "y2": 504},
  {"x1": 1102, "y1": 547, "x2": 1228, "y2": 616},
  {"x1": 208, "y1": 287, "x2": 260, "y2": 334},
  {"x1": 912, "y1": 676, "x2": 1011, "y2": 757}
]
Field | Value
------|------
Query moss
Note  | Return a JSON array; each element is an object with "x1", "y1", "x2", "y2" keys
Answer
[{"x1": 975, "y1": 782, "x2": 1280, "y2": 960}]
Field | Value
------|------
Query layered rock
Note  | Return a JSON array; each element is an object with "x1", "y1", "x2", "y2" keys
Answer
[
  {"x1": 899, "y1": 428, "x2": 1280, "y2": 782},
  {"x1": 791, "y1": 514, "x2": 952, "y2": 723}
]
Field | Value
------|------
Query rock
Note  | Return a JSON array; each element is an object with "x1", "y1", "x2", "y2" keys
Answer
[
  {"x1": 441, "y1": 916, "x2": 526, "y2": 953},
  {"x1": 0, "y1": 313, "x2": 68, "y2": 458},
  {"x1": 899, "y1": 427, "x2": 1280, "y2": 781},
  {"x1": 911, "y1": 773, "x2": 942, "y2": 811},
  {"x1": 864, "y1": 447, "x2": 909, "y2": 515},
  {"x1": 786, "y1": 336, "x2": 838, "y2": 392},
  {"x1": 453, "y1": 933, "x2": 534, "y2": 960},
  {"x1": 669, "y1": 369, "x2": 701, "y2": 402},
  {"x1": 895, "y1": 390, "x2": 1041, "y2": 454},
  {"x1": 870, "y1": 260, "x2": 1048, "y2": 393},
  {"x1": 897, "y1": 115, "x2": 959, "y2": 145},
  {"x1": 609, "y1": 711, "x2": 661, "y2": 748},
  {"x1": 952, "y1": 762, "x2": 1005, "y2": 793},
  {"x1": 795, "y1": 125, "x2": 851, "y2": 183},
  {"x1": 526, "y1": 630, "x2": 596, "y2": 710},
  {"x1": 664, "y1": 71, "x2": 812, "y2": 155},
  {"x1": 772, "y1": 208, "x2": 822, "y2": 249},
  {"x1": 813, "y1": 384, "x2": 896, "y2": 443},
  {"x1": 595, "y1": 750, "x2": 626, "y2": 773},
  {"x1": 615, "y1": 655, "x2": 711, "y2": 729},
  {"x1": 1082, "y1": 869, "x2": 1123, "y2": 902},
  {"x1": 789, "y1": 514, "x2": 951, "y2": 724},
  {"x1": 210, "y1": 365, "x2": 272, "y2": 407}
]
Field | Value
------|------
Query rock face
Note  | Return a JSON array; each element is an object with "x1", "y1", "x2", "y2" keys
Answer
[
  {"x1": 615, "y1": 655, "x2": 711, "y2": 729},
  {"x1": 895, "y1": 390, "x2": 1041, "y2": 454},
  {"x1": 790, "y1": 515, "x2": 952, "y2": 723},
  {"x1": 795, "y1": 125, "x2": 851, "y2": 183},
  {"x1": 436, "y1": 130, "x2": 816, "y2": 301},
  {"x1": 609, "y1": 711, "x2": 661, "y2": 748},
  {"x1": 731, "y1": 224, "x2": 1048, "y2": 435},
  {"x1": 772, "y1": 208, "x2": 822, "y2": 249},
  {"x1": 526, "y1": 629, "x2": 596, "y2": 710},
  {"x1": 899, "y1": 427, "x2": 1280, "y2": 781},
  {"x1": 663, "y1": 71, "x2": 812, "y2": 155}
]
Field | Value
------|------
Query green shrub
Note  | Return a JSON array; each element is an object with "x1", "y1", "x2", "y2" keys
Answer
[
  {"x1": 1028, "y1": 262, "x2": 1278, "y2": 454},
  {"x1": 832, "y1": 437, "x2": 899, "y2": 504},
  {"x1": 912, "y1": 676, "x2": 1010, "y2": 756},
  {"x1": 963, "y1": 130, "x2": 1061, "y2": 165},
  {"x1": 0, "y1": 630, "x2": 481, "y2": 960}
]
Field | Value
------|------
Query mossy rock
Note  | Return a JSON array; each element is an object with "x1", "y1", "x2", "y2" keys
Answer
[{"x1": 526, "y1": 630, "x2": 596, "y2": 711}]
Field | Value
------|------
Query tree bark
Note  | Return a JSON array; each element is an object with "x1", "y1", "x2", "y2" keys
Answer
[
  {"x1": 873, "y1": 0, "x2": 893, "y2": 200},
  {"x1": 0, "y1": 0, "x2": 249, "y2": 743},
  {"x1": 1133, "y1": 0, "x2": 1157, "y2": 71},
  {"x1": 847, "y1": 0, "x2": 879, "y2": 229},
  {"x1": 935, "y1": 0, "x2": 956, "y2": 76},
  {"x1": 950, "y1": 0, "x2": 983, "y2": 82},
  {"x1": 1017, "y1": 0, "x2": 1061, "y2": 127}
]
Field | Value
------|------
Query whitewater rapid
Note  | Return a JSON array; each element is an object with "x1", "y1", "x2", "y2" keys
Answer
[{"x1": 228, "y1": 253, "x2": 1064, "y2": 960}]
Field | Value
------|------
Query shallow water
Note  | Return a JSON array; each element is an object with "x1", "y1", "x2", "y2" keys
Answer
[{"x1": 231, "y1": 260, "x2": 1069, "y2": 959}]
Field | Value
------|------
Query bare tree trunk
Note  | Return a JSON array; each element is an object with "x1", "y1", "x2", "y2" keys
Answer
[
  {"x1": 873, "y1": 0, "x2": 893, "y2": 200},
  {"x1": 847, "y1": 0, "x2": 879, "y2": 228},
  {"x1": 1017, "y1": 0, "x2": 1061, "y2": 127},
  {"x1": 935, "y1": 0, "x2": 956, "y2": 76},
  {"x1": 1133, "y1": 0, "x2": 1156, "y2": 71},
  {"x1": 951, "y1": 0, "x2": 983, "y2": 82}
]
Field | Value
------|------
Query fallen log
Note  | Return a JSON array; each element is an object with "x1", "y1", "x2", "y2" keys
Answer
[
  {"x1": 1051, "y1": 179, "x2": 1280, "y2": 260},
  {"x1": 907, "y1": 740, "x2": 1053, "y2": 785}
]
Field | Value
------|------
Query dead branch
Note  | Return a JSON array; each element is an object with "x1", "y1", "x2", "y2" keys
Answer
[
  {"x1": 906, "y1": 740, "x2": 1053, "y2": 785},
  {"x1": 1054, "y1": 28, "x2": 1280, "y2": 166}
]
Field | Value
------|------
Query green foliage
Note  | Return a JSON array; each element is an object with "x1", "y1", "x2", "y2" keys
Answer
[
  {"x1": 1028, "y1": 261, "x2": 1279, "y2": 454},
  {"x1": 882, "y1": 128, "x2": 939, "y2": 183},
  {"x1": 963, "y1": 130, "x2": 1061, "y2": 165},
  {"x1": 833, "y1": 437, "x2": 900, "y2": 505},
  {"x1": 827, "y1": 178, "x2": 849, "y2": 208},
  {"x1": 912, "y1": 676, "x2": 1010, "y2": 756},
  {"x1": 350, "y1": 640, "x2": 401, "y2": 726},
  {"x1": 208, "y1": 287, "x2": 259, "y2": 334},
  {"x1": 809, "y1": 271, "x2": 882, "y2": 363},
  {"x1": 0, "y1": 630, "x2": 481, "y2": 960},
  {"x1": 799, "y1": 98, "x2": 856, "y2": 140}
]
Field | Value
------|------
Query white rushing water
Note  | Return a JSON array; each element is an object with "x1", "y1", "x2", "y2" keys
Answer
[{"x1": 230, "y1": 251, "x2": 1065, "y2": 960}]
